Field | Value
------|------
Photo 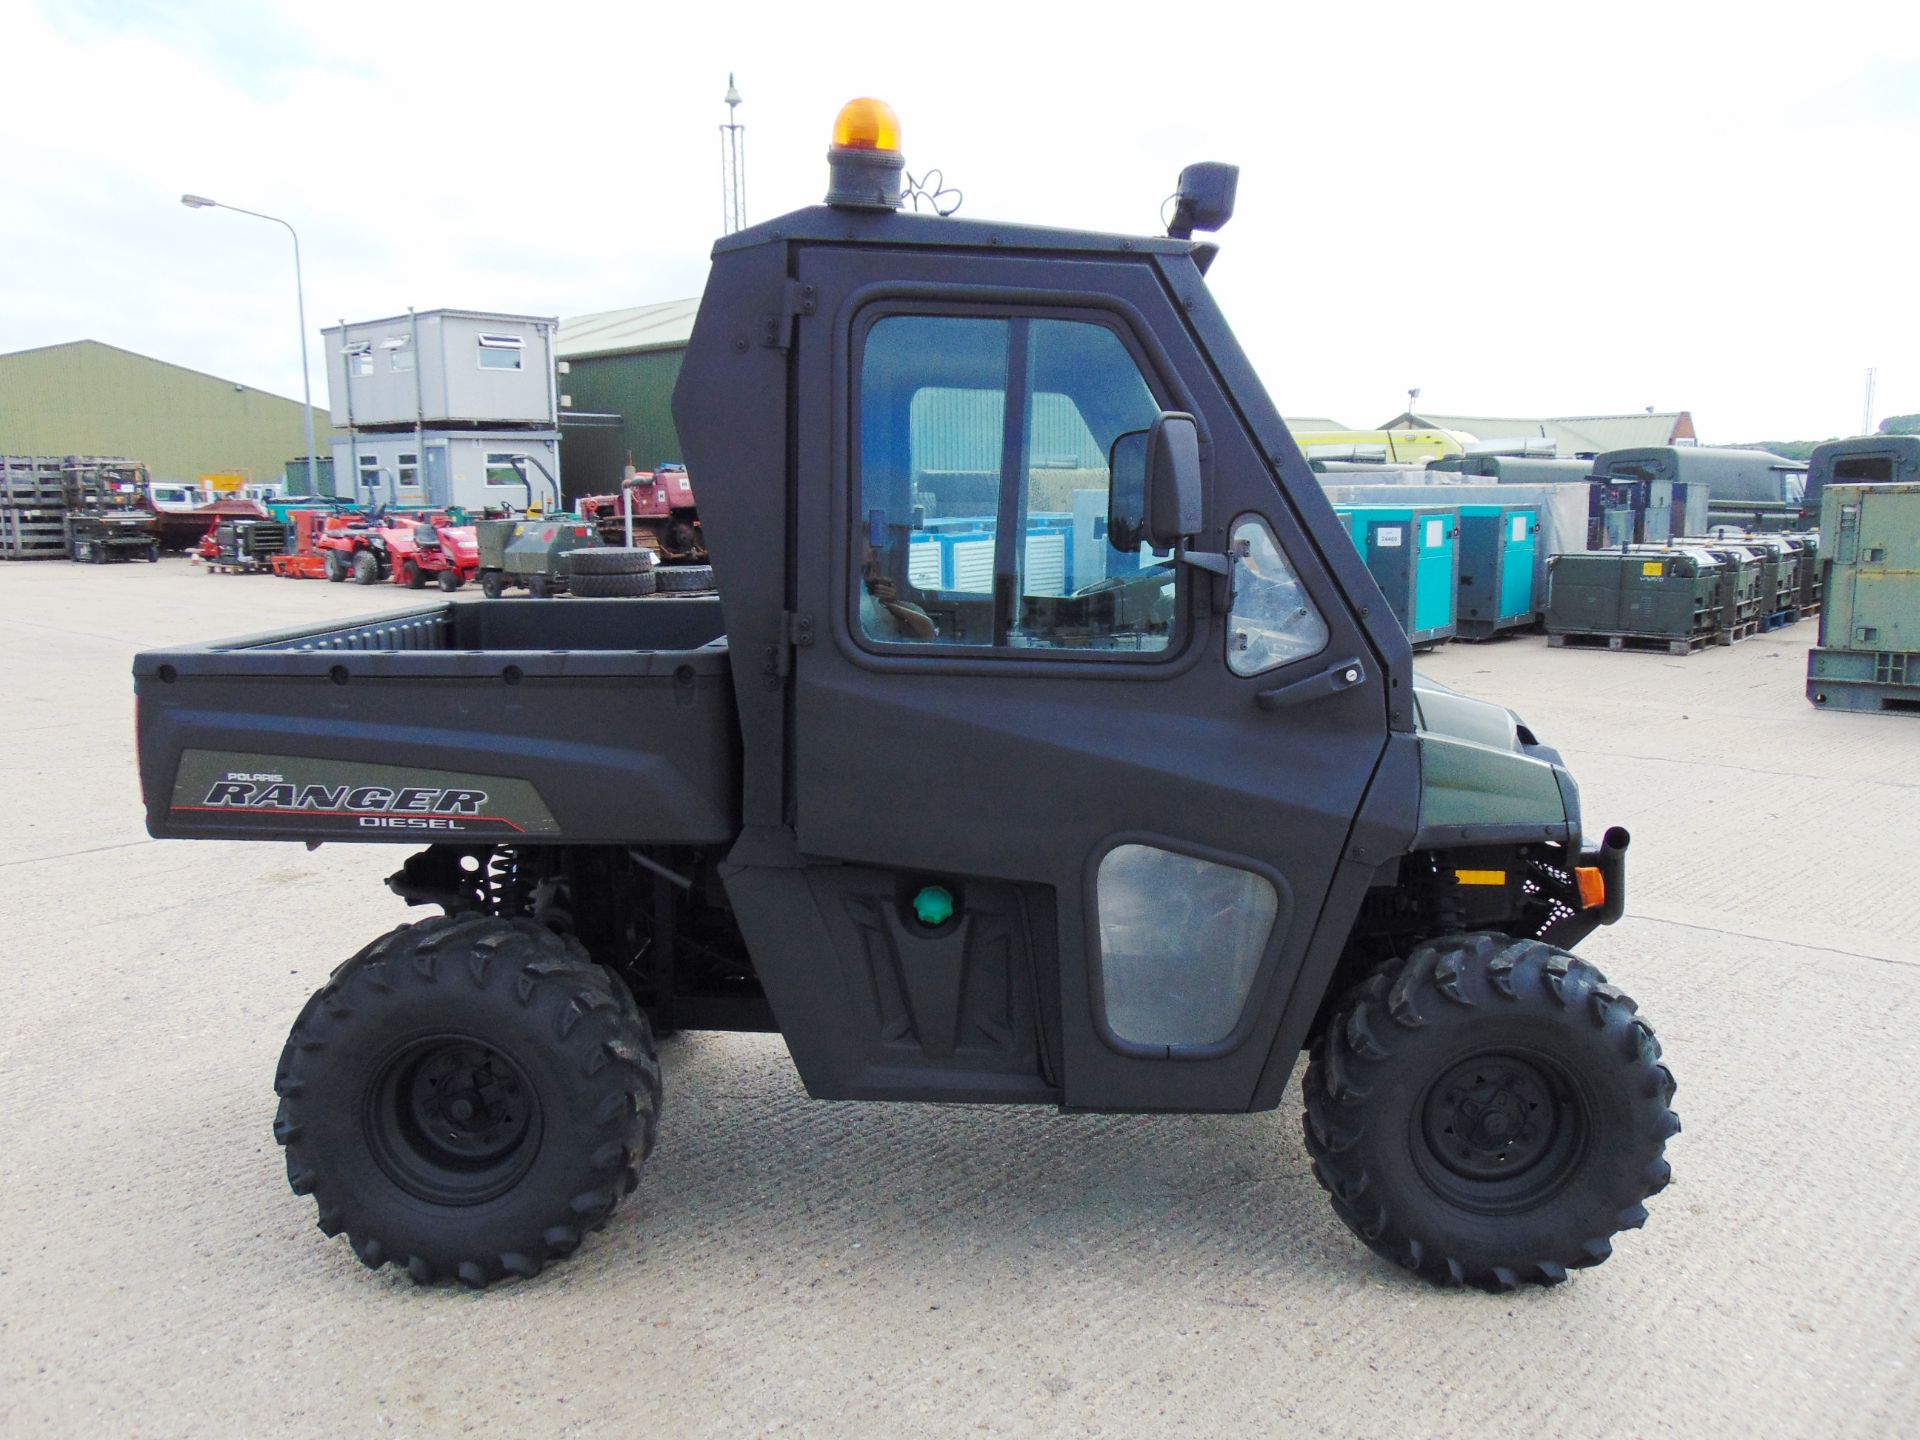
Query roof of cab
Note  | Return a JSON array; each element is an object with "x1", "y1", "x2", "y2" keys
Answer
[{"x1": 711, "y1": 204, "x2": 1206, "y2": 261}]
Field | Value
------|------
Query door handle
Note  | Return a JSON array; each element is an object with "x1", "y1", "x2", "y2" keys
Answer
[{"x1": 1255, "y1": 658, "x2": 1366, "y2": 712}]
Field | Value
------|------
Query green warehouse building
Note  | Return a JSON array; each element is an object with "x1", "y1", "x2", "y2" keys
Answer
[
  {"x1": 0, "y1": 340, "x2": 335, "y2": 487},
  {"x1": 554, "y1": 299, "x2": 699, "y2": 496}
]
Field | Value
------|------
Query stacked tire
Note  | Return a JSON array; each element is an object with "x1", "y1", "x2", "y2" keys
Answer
[
  {"x1": 655, "y1": 564, "x2": 716, "y2": 594},
  {"x1": 567, "y1": 546, "x2": 656, "y2": 598}
]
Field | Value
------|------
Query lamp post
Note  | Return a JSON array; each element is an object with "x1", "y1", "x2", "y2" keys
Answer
[{"x1": 181, "y1": 194, "x2": 318, "y2": 499}]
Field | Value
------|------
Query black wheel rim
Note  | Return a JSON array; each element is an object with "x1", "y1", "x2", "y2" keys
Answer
[
  {"x1": 365, "y1": 1034, "x2": 542, "y2": 1206},
  {"x1": 1412, "y1": 1049, "x2": 1588, "y2": 1214}
]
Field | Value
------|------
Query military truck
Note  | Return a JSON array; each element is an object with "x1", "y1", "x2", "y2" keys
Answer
[{"x1": 132, "y1": 100, "x2": 1675, "y2": 1294}]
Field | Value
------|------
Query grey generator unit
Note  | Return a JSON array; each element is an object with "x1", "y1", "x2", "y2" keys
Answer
[
  {"x1": 1546, "y1": 547, "x2": 1725, "y2": 654},
  {"x1": 1808, "y1": 481, "x2": 1920, "y2": 715}
]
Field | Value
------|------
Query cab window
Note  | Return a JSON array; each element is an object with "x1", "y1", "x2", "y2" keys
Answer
[{"x1": 857, "y1": 313, "x2": 1172, "y2": 654}]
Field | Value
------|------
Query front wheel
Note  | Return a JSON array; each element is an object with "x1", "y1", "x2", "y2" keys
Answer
[
  {"x1": 1303, "y1": 933, "x2": 1678, "y2": 1292},
  {"x1": 274, "y1": 916, "x2": 661, "y2": 1287},
  {"x1": 479, "y1": 571, "x2": 505, "y2": 599},
  {"x1": 351, "y1": 549, "x2": 381, "y2": 585},
  {"x1": 437, "y1": 568, "x2": 463, "y2": 592}
]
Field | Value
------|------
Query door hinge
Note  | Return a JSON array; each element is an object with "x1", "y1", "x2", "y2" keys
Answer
[
  {"x1": 761, "y1": 280, "x2": 818, "y2": 351},
  {"x1": 768, "y1": 611, "x2": 814, "y2": 679}
]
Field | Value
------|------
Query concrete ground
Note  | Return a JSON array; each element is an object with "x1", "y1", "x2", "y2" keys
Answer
[{"x1": 1, "y1": 556, "x2": 1915, "y2": 1439}]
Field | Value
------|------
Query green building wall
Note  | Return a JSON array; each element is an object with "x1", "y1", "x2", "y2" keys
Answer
[
  {"x1": 0, "y1": 340, "x2": 336, "y2": 486},
  {"x1": 558, "y1": 347, "x2": 686, "y2": 495}
]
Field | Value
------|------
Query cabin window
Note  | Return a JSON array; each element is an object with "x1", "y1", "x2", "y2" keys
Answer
[{"x1": 477, "y1": 334, "x2": 524, "y2": 371}]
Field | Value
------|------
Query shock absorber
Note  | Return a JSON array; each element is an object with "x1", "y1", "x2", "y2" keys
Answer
[
  {"x1": 484, "y1": 847, "x2": 538, "y2": 915},
  {"x1": 1428, "y1": 854, "x2": 1466, "y2": 936}
]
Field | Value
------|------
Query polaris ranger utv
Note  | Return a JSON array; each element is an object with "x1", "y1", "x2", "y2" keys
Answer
[{"x1": 132, "y1": 100, "x2": 1675, "y2": 1293}]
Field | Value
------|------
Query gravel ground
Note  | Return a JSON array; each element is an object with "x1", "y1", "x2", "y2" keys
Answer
[{"x1": 1, "y1": 557, "x2": 1915, "y2": 1438}]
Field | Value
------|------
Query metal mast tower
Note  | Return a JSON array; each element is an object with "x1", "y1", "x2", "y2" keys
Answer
[
  {"x1": 720, "y1": 75, "x2": 746, "y2": 236},
  {"x1": 1863, "y1": 366, "x2": 1878, "y2": 435}
]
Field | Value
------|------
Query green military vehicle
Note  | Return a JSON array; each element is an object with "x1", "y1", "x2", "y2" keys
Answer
[{"x1": 131, "y1": 100, "x2": 1676, "y2": 1294}]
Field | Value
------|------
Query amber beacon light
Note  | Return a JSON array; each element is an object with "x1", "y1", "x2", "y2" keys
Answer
[{"x1": 825, "y1": 98, "x2": 905, "y2": 211}]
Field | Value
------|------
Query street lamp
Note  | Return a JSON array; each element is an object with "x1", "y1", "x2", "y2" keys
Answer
[{"x1": 181, "y1": 194, "x2": 318, "y2": 500}]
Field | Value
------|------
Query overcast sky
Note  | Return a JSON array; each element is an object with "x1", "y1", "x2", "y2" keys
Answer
[{"x1": 5, "y1": 0, "x2": 1917, "y2": 442}]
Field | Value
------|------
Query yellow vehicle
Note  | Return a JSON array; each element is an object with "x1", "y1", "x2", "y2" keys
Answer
[{"x1": 1290, "y1": 429, "x2": 1468, "y2": 465}]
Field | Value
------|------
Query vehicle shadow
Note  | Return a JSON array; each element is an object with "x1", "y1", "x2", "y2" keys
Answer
[{"x1": 559, "y1": 1031, "x2": 1388, "y2": 1299}]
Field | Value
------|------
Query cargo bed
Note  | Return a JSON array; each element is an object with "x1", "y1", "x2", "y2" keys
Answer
[{"x1": 133, "y1": 597, "x2": 740, "y2": 845}]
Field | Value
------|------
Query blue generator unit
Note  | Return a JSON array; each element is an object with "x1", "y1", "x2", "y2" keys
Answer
[{"x1": 1455, "y1": 504, "x2": 1541, "y2": 640}]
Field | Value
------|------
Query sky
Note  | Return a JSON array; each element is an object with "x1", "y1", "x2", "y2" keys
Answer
[{"x1": 4, "y1": 0, "x2": 1918, "y2": 443}]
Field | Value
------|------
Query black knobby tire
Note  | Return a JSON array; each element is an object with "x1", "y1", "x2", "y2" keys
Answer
[
  {"x1": 403, "y1": 560, "x2": 430, "y2": 590},
  {"x1": 274, "y1": 916, "x2": 662, "y2": 1288},
  {"x1": 568, "y1": 546, "x2": 655, "y2": 576},
  {"x1": 1303, "y1": 933, "x2": 1678, "y2": 1292},
  {"x1": 480, "y1": 570, "x2": 505, "y2": 599},
  {"x1": 527, "y1": 572, "x2": 552, "y2": 598},
  {"x1": 351, "y1": 549, "x2": 381, "y2": 585},
  {"x1": 655, "y1": 564, "x2": 715, "y2": 593},
  {"x1": 570, "y1": 569, "x2": 659, "y2": 598},
  {"x1": 437, "y1": 568, "x2": 463, "y2": 592},
  {"x1": 324, "y1": 549, "x2": 348, "y2": 583}
]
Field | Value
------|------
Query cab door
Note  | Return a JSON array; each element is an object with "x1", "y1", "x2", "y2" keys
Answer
[{"x1": 788, "y1": 246, "x2": 1392, "y2": 1111}]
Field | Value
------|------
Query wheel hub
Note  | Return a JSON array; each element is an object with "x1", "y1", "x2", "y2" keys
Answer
[
  {"x1": 1421, "y1": 1054, "x2": 1563, "y2": 1185},
  {"x1": 366, "y1": 1035, "x2": 542, "y2": 1206}
]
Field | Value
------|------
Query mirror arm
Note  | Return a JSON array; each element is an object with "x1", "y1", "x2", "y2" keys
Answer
[{"x1": 1177, "y1": 546, "x2": 1231, "y2": 576}]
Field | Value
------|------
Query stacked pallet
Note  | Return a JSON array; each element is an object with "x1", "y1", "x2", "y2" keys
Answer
[{"x1": 1, "y1": 456, "x2": 68, "y2": 560}]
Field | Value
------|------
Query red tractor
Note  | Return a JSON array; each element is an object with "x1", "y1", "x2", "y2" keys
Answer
[
  {"x1": 384, "y1": 516, "x2": 481, "y2": 591},
  {"x1": 578, "y1": 464, "x2": 706, "y2": 564}
]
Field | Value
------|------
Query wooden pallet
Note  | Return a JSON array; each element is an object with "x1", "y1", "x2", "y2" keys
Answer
[
  {"x1": 1549, "y1": 629, "x2": 1710, "y2": 656},
  {"x1": 0, "y1": 507, "x2": 69, "y2": 560}
]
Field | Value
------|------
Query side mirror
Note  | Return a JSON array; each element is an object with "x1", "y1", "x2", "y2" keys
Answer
[
  {"x1": 1108, "y1": 413, "x2": 1203, "y2": 553},
  {"x1": 1146, "y1": 412, "x2": 1202, "y2": 548}
]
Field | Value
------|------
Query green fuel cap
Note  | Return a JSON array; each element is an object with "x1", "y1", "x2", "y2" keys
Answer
[{"x1": 912, "y1": 885, "x2": 956, "y2": 927}]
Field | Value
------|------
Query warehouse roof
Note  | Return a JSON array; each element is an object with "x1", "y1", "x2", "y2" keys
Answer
[
  {"x1": 1377, "y1": 410, "x2": 1696, "y2": 456},
  {"x1": 557, "y1": 299, "x2": 701, "y2": 360}
]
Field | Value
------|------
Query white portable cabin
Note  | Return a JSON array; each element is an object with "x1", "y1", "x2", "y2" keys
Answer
[
  {"x1": 332, "y1": 430, "x2": 562, "y2": 512},
  {"x1": 323, "y1": 310, "x2": 558, "y2": 429}
]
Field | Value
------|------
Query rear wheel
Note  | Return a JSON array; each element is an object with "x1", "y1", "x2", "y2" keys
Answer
[
  {"x1": 1303, "y1": 933, "x2": 1678, "y2": 1292},
  {"x1": 274, "y1": 916, "x2": 661, "y2": 1288},
  {"x1": 527, "y1": 572, "x2": 552, "y2": 598},
  {"x1": 324, "y1": 549, "x2": 348, "y2": 583},
  {"x1": 403, "y1": 560, "x2": 430, "y2": 589},
  {"x1": 351, "y1": 550, "x2": 381, "y2": 585}
]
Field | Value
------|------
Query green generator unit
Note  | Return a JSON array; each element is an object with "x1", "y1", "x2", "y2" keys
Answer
[
  {"x1": 1545, "y1": 547, "x2": 1725, "y2": 654},
  {"x1": 1686, "y1": 541, "x2": 1766, "y2": 644},
  {"x1": 474, "y1": 515, "x2": 603, "y2": 598},
  {"x1": 1807, "y1": 482, "x2": 1920, "y2": 715},
  {"x1": 1455, "y1": 504, "x2": 1540, "y2": 640},
  {"x1": 1696, "y1": 533, "x2": 1805, "y2": 629},
  {"x1": 1345, "y1": 505, "x2": 1459, "y2": 648},
  {"x1": 1794, "y1": 531, "x2": 1822, "y2": 616}
]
